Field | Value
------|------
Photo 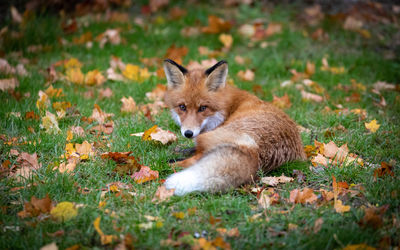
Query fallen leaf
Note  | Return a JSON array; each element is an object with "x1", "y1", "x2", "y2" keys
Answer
[
  {"x1": 289, "y1": 187, "x2": 318, "y2": 204},
  {"x1": 40, "y1": 242, "x2": 58, "y2": 250},
  {"x1": 359, "y1": 205, "x2": 389, "y2": 229},
  {"x1": 320, "y1": 57, "x2": 345, "y2": 74},
  {"x1": 237, "y1": 69, "x2": 255, "y2": 81},
  {"x1": 98, "y1": 87, "x2": 113, "y2": 99},
  {"x1": 301, "y1": 90, "x2": 323, "y2": 102},
  {"x1": 121, "y1": 96, "x2": 137, "y2": 113},
  {"x1": 56, "y1": 156, "x2": 80, "y2": 173},
  {"x1": 90, "y1": 104, "x2": 114, "y2": 124},
  {"x1": 18, "y1": 194, "x2": 53, "y2": 218},
  {"x1": 164, "y1": 45, "x2": 188, "y2": 64},
  {"x1": 17, "y1": 152, "x2": 40, "y2": 169},
  {"x1": 69, "y1": 126, "x2": 85, "y2": 137},
  {"x1": 75, "y1": 141, "x2": 95, "y2": 160},
  {"x1": 132, "y1": 166, "x2": 159, "y2": 184},
  {"x1": 261, "y1": 174, "x2": 293, "y2": 186},
  {"x1": 152, "y1": 185, "x2": 175, "y2": 203},
  {"x1": 36, "y1": 90, "x2": 50, "y2": 111},
  {"x1": 202, "y1": 15, "x2": 231, "y2": 34},
  {"x1": 219, "y1": 33, "x2": 233, "y2": 49},
  {"x1": 238, "y1": 24, "x2": 255, "y2": 38},
  {"x1": 122, "y1": 64, "x2": 151, "y2": 83},
  {"x1": 40, "y1": 111, "x2": 61, "y2": 134},
  {"x1": 50, "y1": 202, "x2": 78, "y2": 222},
  {"x1": 93, "y1": 217, "x2": 117, "y2": 245},
  {"x1": 265, "y1": 22, "x2": 282, "y2": 37},
  {"x1": 332, "y1": 175, "x2": 351, "y2": 213},
  {"x1": 342, "y1": 244, "x2": 376, "y2": 250},
  {"x1": 258, "y1": 190, "x2": 272, "y2": 209},
  {"x1": 271, "y1": 94, "x2": 292, "y2": 109},
  {"x1": 145, "y1": 84, "x2": 166, "y2": 102},
  {"x1": 133, "y1": 125, "x2": 177, "y2": 145},
  {"x1": 97, "y1": 29, "x2": 121, "y2": 48},
  {"x1": 373, "y1": 162, "x2": 395, "y2": 180},
  {"x1": 365, "y1": 119, "x2": 380, "y2": 133},
  {"x1": 172, "y1": 211, "x2": 185, "y2": 219},
  {"x1": 85, "y1": 70, "x2": 106, "y2": 86},
  {"x1": 45, "y1": 85, "x2": 63, "y2": 98},
  {"x1": 66, "y1": 67, "x2": 84, "y2": 85},
  {"x1": 0, "y1": 78, "x2": 19, "y2": 92}
]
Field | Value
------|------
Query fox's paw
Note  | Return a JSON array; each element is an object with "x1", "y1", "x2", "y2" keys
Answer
[{"x1": 165, "y1": 170, "x2": 204, "y2": 196}]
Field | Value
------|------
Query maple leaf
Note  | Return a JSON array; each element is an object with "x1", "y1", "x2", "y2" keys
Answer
[
  {"x1": 237, "y1": 69, "x2": 255, "y2": 81},
  {"x1": 202, "y1": 15, "x2": 232, "y2": 34},
  {"x1": 18, "y1": 194, "x2": 53, "y2": 218},
  {"x1": 85, "y1": 70, "x2": 106, "y2": 86},
  {"x1": 69, "y1": 126, "x2": 85, "y2": 137},
  {"x1": 64, "y1": 58, "x2": 83, "y2": 69},
  {"x1": 93, "y1": 217, "x2": 117, "y2": 245},
  {"x1": 271, "y1": 94, "x2": 292, "y2": 109},
  {"x1": 132, "y1": 125, "x2": 177, "y2": 145},
  {"x1": 66, "y1": 67, "x2": 84, "y2": 84},
  {"x1": 17, "y1": 152, "x2": 40, "y2": 169},
  {"x1": 41, "y1": 111, "x2": 61, "y2": 134},
  {"x1": 261, "y1": 174, "x2": 293, "y2": 186},
  {"x1": 120, "y1": 96, "x2": 137, "y2": 113},
  {"x1": 332, "y1": 175, "x2": 351, "y2": 213},
  {"x1": 187, "y1": 58, "x2": 218, "y2": 71},
  {"x1": 289, "y1": 187, "x2": 318, "y2": 204},
  {"x1": 101, "y1": 151, "x2": 141, "y2": 175},
  {"x1": 75, "y1": 141, "x2": 95, "y2": 160},
  {"x1": 122, "y1": 64, "x2": 151, "y2": 83},
  {"x1": 164, "y1": 45, "x2": 188, "y2": 64},
  {"x1": 50, "y1": 201, "x2": 78, "y2": 222},
  {"x1": 365, "y1": 119, "x2": 380, "y2": 133},
  {"x1": 56, "y1": 156, "x2": 80, "y2": 173},
  {"x1": 132, "y1": 166, "x2": 159, "y2": 184},
  {"x1": 45, "y1": 85, "x2": 63, "y2": 98},
  {"x1": 98, "y1": 88, "x2": 113, "y2": 99},
  {"x1": 219, "y1": 33, "x2": 233, "y2": 49},
  {"x1": 90, "y1": 104, "x2": 114, "y2": 124},
  {"x1": 152, "y1": 185, "x2": 175, "y2": 203},
  {"x1": 36, "y1": 90, "x2": 50, "y2": 111}
]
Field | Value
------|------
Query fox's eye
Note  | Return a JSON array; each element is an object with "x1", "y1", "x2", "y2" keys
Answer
[
  {"x1": 198, "y1": 105, "x2": 207, "y2": 112},
  {"x1": 179, "y1": 104, "x2": 186, "y2": 111}
]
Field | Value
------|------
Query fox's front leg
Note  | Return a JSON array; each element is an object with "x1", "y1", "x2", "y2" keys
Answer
[{"x1": 172, "y1": 153, "x2": 203, "y2": 168}]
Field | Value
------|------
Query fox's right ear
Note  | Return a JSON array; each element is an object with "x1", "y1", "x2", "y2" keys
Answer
[{"x1": 163, "y1": 59, "x2": 187, "y2": 89}]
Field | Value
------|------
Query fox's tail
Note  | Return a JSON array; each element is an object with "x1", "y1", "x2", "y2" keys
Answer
[{"x1": 165, "y1": 144, "x2": 259, "y2": 195}]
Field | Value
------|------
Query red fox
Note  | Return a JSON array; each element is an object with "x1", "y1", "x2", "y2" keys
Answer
[{"x1": 163, "y1": 59, "x2": 306, "y2": 195}]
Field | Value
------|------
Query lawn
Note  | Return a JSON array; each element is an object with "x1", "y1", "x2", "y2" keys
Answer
[{"x1": 1, "y1": 1, "x2": 399, "y2": 249}]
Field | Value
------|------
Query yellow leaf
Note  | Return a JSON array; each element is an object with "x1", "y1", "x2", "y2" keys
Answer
[
  {"x1": 45, "y1": 85, "x2": 63, "y2": 98},
  {"x1": 50, "y1": 202, "x2": 78, "y2": 221},
  {"x1": 219, "y1": 33, "x2": 233, "y2": 49},
  {"x1": 334, "y1": 199, "x2": 351, "y2": 213},
  {"x1": 122, "y1": 64, "x2": 140, "y2": 81},
  {"x1": 66, "y1": 130, "x2": 73, "y2": 141},
  {"x1": 93, "y1": 217, "x2": 117, "y2": 245},
  {"x1": 36, "y1": 91, "x2": 50, "y2": 111},
  {"x1": 85, "y1": 70, "x2": 106, "y2": 86},
  {"x1": 343, "y1": 244, "x2": 376, "y2": 250},
  {"x1": 109, "y1": 184, "x2": 119, "y2": 192},
  {"x1": 66, "y1": 67, "x2": 84, "y2": 84},
  {"x1": 64, "y1": 58, "x2": 83, "y2": 69},
  {"x1": 40, "y1": 111, "x2": 61, "y2": 134},
  {"x1": 365, "y1": 119, "x2": 380, "y2": 133},
  {"x1": 142, "y1": 125, "x2": 158, "y2": 141},
  {"x1": 172, "y1": 212, "x2": 185, "y2": 219},
  {"x1": 98, "y1": 201, "x2": 107, "y2": 208}
]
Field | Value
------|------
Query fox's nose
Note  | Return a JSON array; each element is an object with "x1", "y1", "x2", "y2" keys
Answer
[{"x1": 184, "y1": 130, "x2": 193, "y2": 138}]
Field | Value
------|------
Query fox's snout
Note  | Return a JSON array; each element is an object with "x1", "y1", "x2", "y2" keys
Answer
[{"x1": 183, "y1": 130, "x2": 194, "y2": 138}]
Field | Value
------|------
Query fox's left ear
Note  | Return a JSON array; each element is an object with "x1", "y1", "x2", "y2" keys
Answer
[
  {"x1": 164, "y1": 59, "x2": 188, "y2": 89},
  {"x1": 205, "y1": 60, "x2": 228, "y2": 91}
]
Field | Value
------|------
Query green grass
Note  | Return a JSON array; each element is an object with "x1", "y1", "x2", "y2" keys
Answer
[{"x1": 1, "y1": 2, "x2": 399, "y2": 249}]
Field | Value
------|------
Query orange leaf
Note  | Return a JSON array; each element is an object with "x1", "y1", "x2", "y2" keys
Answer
[
  {"x1": 152, "y1": 185, "x2": 175, "y2": 203},
  {"x1": 132, "y1": 166, "x2": 159, "y2": 184},
  {"x1": 289, "y1": 187, "x2": 318, "y2": 204},
  {"x1": 202, "y1": 15, "x2": 231, "y2": 34},
  {"x1": 142, "y1": 125, "x2": 159, "y2": 141}
]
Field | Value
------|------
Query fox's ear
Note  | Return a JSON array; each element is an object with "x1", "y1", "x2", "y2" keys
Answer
[
  {"x1": 164, "y1": 59, "x2": 187, "y2": 88},
  {"x1": 205, "y1": 60, "x2": 228, "y2": 91}
]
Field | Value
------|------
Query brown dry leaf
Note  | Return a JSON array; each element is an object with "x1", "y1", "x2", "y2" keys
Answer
[
  {"x1": 98, "y1": 88, "x2": 113, "y2": 99},
  {"x1": 70, "y1": 126, "x2": 85, "y2": 137},
  {"x1": 261, "y1": 174, "x2": 293, "y2": 186},
  {"x1": 265, "y1": 22, "x2": 282, "y2": 37},
  {"x1": 289, "y1": 187, "x2": 318, "y2": 204},
  {"x1": 219, "y1": 33, "x2": 233, "y2": 49},
  {"x1": 41, "y1": 111, "x2": 61, "y2": 134},
  {"x1": 311, "y1": 153, "x2": 328, "y2": 167},
  {"x1": 132, "y1": 166, "x2": 159, "y2": 184},
  {"x1": 237, "y1": 69, "x2": 254, "y2": 81},
  {"x1": 56, "y1": 156, "x2": 80, "y2": 173},
  {"x1": 271, "y1": 94, "x2": 292, "y2": 109},
  {"x1": 106, "y1": 68, "x2": 124, "y2": 81},
  {"x1": 169, "y1": 6, "x2": 187, "y2": 20},
  {"x1": 90, "y1": 104, "x2": 114, "y2": 124},
  {"x1": 97, "y1": 29, "x2": 121, "y2": 48},
  {"x1": 101, "y1": 151, "x2": 141, "y2": 175},
  {"x1": 359, "y1": 205, "x2": 388, "y2": 229},
  {"x1": 152, "y1": 185, "x2": 175, "y2": 203},
  {"x1": 301, "y1": 90, "x2": 323, "y2": 102},
  {"x1": 164, "y1": 45, "x2": 188, "y2": 64},
  {"x1": 145, "y1": 84, "x2": 166, "y2": 102},
  {"x1": 18, "y1": 194, "x2": 53, "y2": 218},
  {"x1": 0, "y1": 78, "x2": 19, "y2": 91},
  {"x1": 373, "y1": 162, "x2": 395, "y2": 180},
  {"x1": 202, "y1": 15, "x2": 231, "y2": 34},
  {"x1": 17, "y1": 152, "x2": 40, "y2": 169},
  {"x1": 332, "y1": 175, "x2": 351, "y2": 213},
  {"x1": 120, "y1": 96, "x2": 137, "y2": 113},
  {"x1": 93, "y1": 217, "x2": 117, "y2": 245},
  {"x1": 342, "y1": 244, "x2": 376, "y2": 250},
  {"x1": 85, "y1": 70, "x2": 106, "y2": 86},
  {"x1": 365, "y1": 119, "x2": 380, "y2": 133}
]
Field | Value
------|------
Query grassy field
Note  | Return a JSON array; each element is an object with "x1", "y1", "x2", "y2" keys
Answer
[{"x1": 1, "y1": 1, "x2": 399, "y2": 249}]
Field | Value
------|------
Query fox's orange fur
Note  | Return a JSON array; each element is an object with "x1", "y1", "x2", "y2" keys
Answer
[{"x1": 163, "y1": 59, "x2": 305, "y2": 195}]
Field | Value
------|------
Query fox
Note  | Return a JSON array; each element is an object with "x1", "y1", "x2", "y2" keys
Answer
[{"x1": 163, "y1": 59, "x2": 306, "y2": 195}]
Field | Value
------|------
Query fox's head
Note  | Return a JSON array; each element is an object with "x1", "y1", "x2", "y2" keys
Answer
[{"x1": 163, "y1": 59, "x2": 228, "y2": 138}]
